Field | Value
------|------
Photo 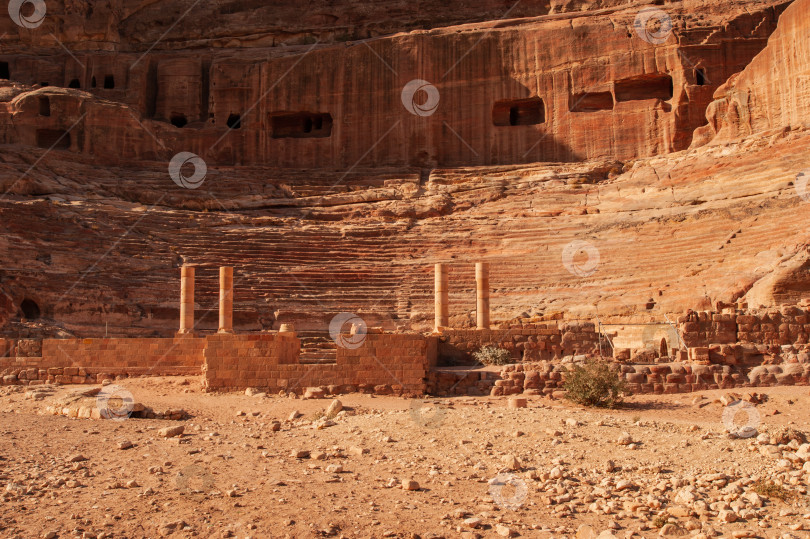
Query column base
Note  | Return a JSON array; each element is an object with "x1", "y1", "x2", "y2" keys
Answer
[{"x1": 217, "y1": 328, "x2": 234, "y2": 334}]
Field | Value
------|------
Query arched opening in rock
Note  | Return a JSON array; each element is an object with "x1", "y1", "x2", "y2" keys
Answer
[
  {"x1": 20, "y1": 299, "x2": 40, "y2": 319},
  {"x1": 695, "y1": 68, "x2": 707, "y2": 86},
  {"x1": 659, "y1": 338, "x2": 669, "y2": 358},
  {"x1": 0, "y1": 62, "x2": 9, "y2": 80},
  {"x1": 170, "y1": 114, "x2": 188, "y2": 128},
  {"x1": 104, "y1": 75, "x2": 115, "y2": 89},
  {"x1": 492, "y1": 98, "x2": 545, "y2": 126},
  {"x1": 40, "y1": 82, "x2": 49, "y2": 87},
  {"x1": 270, "y1": 112, "x2": 333, "y2": 139},
  {"x1": 90, "y1": 76, "x2": 97, "y2": 88},
  {"x1": 36, "y1": 129, "x2": 70, "y2": 150},
  {"x1": 226, "y1": 113, "x2": 242, "y2": 129},
  {"x1": 38, "y1": 96, "x2": 50, "y2": 117},
  {"x1": 68, "y1": 78, "x2": 80, "y2": 88}
]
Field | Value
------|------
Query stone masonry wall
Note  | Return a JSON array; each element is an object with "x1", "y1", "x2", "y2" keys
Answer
[
  {"x1": 0, "y1": 336, "x2": 206, "y2": 385},
  {"x1": 202, "y1": 331, "x2": 429, "y2": 394},
  {"x1": 439, "y1": 322, "x2": 601, "y2": 364}
]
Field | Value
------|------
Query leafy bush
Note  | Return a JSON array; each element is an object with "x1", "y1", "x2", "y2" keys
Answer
[
  {"x1": 472, "y1": 346, "x2": 512, "y2": 366},
  {"x1": 563, "y1": 359, "x2": 626, "y2": 408}
]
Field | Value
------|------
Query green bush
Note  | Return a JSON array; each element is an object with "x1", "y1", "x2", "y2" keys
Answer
[
  {"x1": 472, "y1": 346, "x2": 512, "y2": 366},
  {"x1": 563, "y1": 359, "x2": 626, "y2": 408}
]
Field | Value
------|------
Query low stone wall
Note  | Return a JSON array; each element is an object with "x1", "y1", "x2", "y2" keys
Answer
[
  {"x1": 0, "y1": 336, "x2": 206, "y2": 385},
  {"x1": 444, "y1": 360, "x2": 810, "y2": 398},
  {"x1": 202, "y1": 331, "x2": 430, "y2": 394},
  {"x1": 438, "y1": 322, "x2": 601, "y2": 364},
  {"x1": 678, "y1": 307, "x2": 810, "y2": 348}
]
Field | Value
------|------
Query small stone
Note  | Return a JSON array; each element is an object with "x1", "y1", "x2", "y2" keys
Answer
[
  {"x1": 604, "y1": 460, "x2": 616, "y2": 473},
  {"x1": 68, "y1": 454, "x2": 88, "y2": 462},
  {"x1": 564, "y1": 418, "x2": 579, "y2": 427},
  {"x1": 118, "y1": 440, "x2": 133, "y2": 450},
  {"x1": 326, "y1": 464, "x2": 343, "y2": 473},
  {"x1": 464, "y1": 517, "x2": 483, "y2": 528},
  {"x1": 225, "y1": 489, "x2": 237, "y2": 497},
  {"x1": 235, "y1": 410, "x2": 246, "y2": 417},
  {"x1": 508, "y1": 397, "x2": 527, "y2": 409},
  {"x1": 348, "y1": 446, "x2": 368, "y2": 456},
  {"x1": 269, "y1": 421, "x2": 281, "y2": 432},
  {"x1": 402, "y1": 479, "x2": 420, "y2": 491},
  {"x1": 577, "y1": 525, "x2": 597, "y2": 539},
  {"x1": 617, "y1": 432, "x2": 633, "y2": 445},
  {"x1": 311, "y1": 451, "x2": 327, "y2": 460},
  {"x1": 288, "y1": 410, "x2": 300, "y2": 421},
  {"x1": 303, "y1": 387, "x2": 326, "y2": 399},
  {"x1": 291, "y1": 450, "x2": 310, "y2": 459},
  {"x1": 495, "y1": 524, "x2": 515, "y2": 537},
  {"x1": 43, "y1": 532, "x2": 58, "y2": 539},
  {"x1": 718, "y1": 510, "x2": 738, "y2": 523},
  {"x1": 245, "y1": 387, "x2": 259, "y2": 396},
  {"x1": 126, "y1": 480, "x2": 139, "y2": 488},
  {"x1": 158, "y1": 425, "x2": 185, "y2": 438},
  {"x1": 502, "y1": 454, "x2": 521, "y2": 471},
  {"x1": 659, "y1": 523, "x2": 680, "y2": 536},
  {"x1": 326, "y1": 399, "x2": 343, "y2": 416}
]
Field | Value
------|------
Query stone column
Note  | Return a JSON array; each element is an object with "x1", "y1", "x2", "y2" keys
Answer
[
  {"x1": 218, "y1": 266, "x2": 233, "y2": 333},
  {"x1": 179, "y1": 265, "x2": 194, "y2": 334},
  {"x1": 434, "y1": 263, "x2": 449, "y2": 331},
  {"x1": 476, "y1": 262, "x2": 490, "y2": 330}
]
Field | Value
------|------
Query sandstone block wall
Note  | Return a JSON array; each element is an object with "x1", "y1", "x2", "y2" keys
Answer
[
  {"x1": 202, "y1": 332, "x2": 430, "y2": 393},
  {"x1": 438, "y1": 322, "x2": 601, "y2": 364},
  {"x1": 0, "y1": 336, "x2": 206, "y2": 384}
]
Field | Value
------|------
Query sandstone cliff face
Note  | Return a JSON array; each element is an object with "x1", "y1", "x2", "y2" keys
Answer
[
  {"x1": 693, "y1": 0, "x2": 810, "y2": 144},
  {"x1": 0, "y1": 0, "x2": 791, "y2": 168}
]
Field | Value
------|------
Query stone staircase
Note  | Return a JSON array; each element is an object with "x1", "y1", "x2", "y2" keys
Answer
[{"x1": 297, "y1": 331, "x2": 338, "y2": 364}]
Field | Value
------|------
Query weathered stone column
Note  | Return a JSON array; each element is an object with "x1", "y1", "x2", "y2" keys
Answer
[
  {"x1": 179, "y1": 265, "x2": 195, "y2": 334},
  {"x1": 218, "y1": 266, "x2": 233, "y2": 333},
  {"x1": 476, "y1": 262, "x2": 490, "y2": 330},
  {"x1": 434, "y1": 263, "x2": 449, "y2": 331}
]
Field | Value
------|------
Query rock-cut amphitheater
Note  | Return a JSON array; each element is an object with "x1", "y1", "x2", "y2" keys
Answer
[{"x1": 0, "y1": 0, "x2": 809, "y2": 396}]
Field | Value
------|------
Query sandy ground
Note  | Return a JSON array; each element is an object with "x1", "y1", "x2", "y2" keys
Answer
[{"x1": 0, "y1": 378, "x2": 809, "y2": 539}]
